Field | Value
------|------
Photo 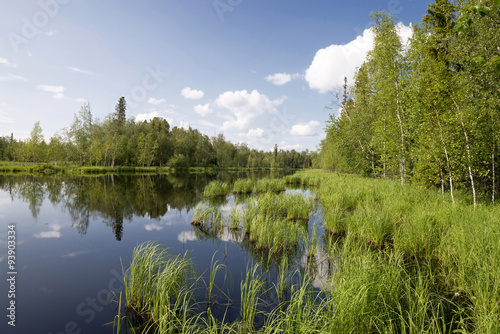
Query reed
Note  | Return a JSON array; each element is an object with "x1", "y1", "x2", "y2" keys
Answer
[
  {"x1": 203, "y1": 180, "x2": 231, "y2": 198},
  {"x1": 122, "y1": 242, "x2": 195, "y2": 332},
  {"x1": 191, "y1": 202, "x2": 223, "y2": 234},
  {"x1": 240, "y1": 264, "x2": 264, "y2": 331},
  {"x1": 255, "y1": 178, "x2": 285, "y2": 193},
  {"x1": 232, "y1": 179, "x2": 254, "y2": 194}
]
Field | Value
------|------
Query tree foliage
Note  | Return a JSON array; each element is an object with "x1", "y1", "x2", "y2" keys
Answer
[
  {"x1": 320, "y1": 1, "x2": 500, "y2": 204},
  {"x1": 1, "y1": 97, "x2": 313, "y2": 170}
]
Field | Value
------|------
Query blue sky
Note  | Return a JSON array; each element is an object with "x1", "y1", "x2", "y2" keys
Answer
[{"x1": 0, "y1": 0, "x2": 429, "y2": 151}]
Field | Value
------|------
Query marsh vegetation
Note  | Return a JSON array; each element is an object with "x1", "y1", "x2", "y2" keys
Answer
[{"x1": 114, "y1": 169, "x2": 500, "y2": 333}]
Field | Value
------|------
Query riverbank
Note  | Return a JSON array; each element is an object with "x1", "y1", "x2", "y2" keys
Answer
[
  {"x1": 115, "y1": 169, "x2": 499, "y2": 333},
  {"x1": 0, "y1": 162, "x2": 301, "y2": 175}
]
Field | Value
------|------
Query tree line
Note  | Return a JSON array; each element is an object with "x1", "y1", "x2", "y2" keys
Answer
[
  {"x1": 320, "y1": 0, "x2": 500, "y2": 206},
  {"x1": 0, "y1": 97, "x2": 316, "y2": 170}
]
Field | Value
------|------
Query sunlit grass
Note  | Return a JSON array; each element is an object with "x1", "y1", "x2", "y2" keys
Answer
[
  {"x1": 116, "y1": 170, "x2": 500, "y2": 333},
  {"x1": 255, "y1": 178, "x2": 285, "y2": 193},
  {"x1": 233, "y1": 179, "x2": 254, "y2": 194},
  {"x1": 203, "y1": 180, "x2": 231, "y2": 198}
]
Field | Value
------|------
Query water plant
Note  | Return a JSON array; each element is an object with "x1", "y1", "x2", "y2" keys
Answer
[
  {"x1": 203, "y1": 180, "x2": 231, "y2": 198},
  {"x1": 255, "y1": 178, "x2": 285, "y2": 193},
  {"x1": 122, "y1": 242, "x2": 195, "y2": 332},
  {"x1": 232, "y1": 179, "x2": 254, "y2": 194}
]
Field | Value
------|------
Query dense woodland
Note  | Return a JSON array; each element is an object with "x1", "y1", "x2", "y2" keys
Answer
[
  {"x1": 0, "y1": 96, "x2": 316, "y2": 170},
  {"x1": 320, "y1": 0, "x2": 500, "y2": 206}
]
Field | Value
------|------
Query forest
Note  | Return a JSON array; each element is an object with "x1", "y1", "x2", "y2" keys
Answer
[
  {"x1": 320, "y1": 0, "x2": 500, "y2": 206},
  {"x1": 0, "y1": 96, "x2": 316, "y2": 170}
]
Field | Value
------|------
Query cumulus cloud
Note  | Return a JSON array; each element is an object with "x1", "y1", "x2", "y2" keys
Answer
[
  {"x1": 178, "y1": 231, "x2": 197, "y2": 243},
  {"x1": 34, "y1": 225, "x2": 62, "y2": 239},
  {"x1": 38, "y1": 85, "x2": 66, "y2": 99},
  {"x1": 74, "y1": 97, "x2": 87, "y2": 103},
  {"x1": 194, "y1": 104, "x2": 213, "y2": 117},
  {"x1": 145, "y1": 223, "x2": 163, "y2": 231},
  {"x1": 265, "y1": 73, "x2": 301, "y2": 86},
  {"x1": 0, "y1": 74, "x2": 28, "y2": 82},
  {"x1": 181, "y1": 87, "x2": 204, "y2": 99},
  {"x1": 290, "y1": 120, "x2": 321, "y2": 136},
  {"x1": 242, "y1": 128, "x2": 265, "y2": 138},
  {"x1": 305, "y1": 28, "x2": 374, "y2": 93},
  {"x1": 179, "y1": 121, "x2": 190, "y2": 130},
  {"x1": 148, "y1": 97, "x2": 166, "y2": 105},
  {"x1": 305, "y1": 23, "x2": 412, "y2": 93},
  {"x1": 0, "y1": 58, "x2": 17, "y2": 68},
  {"x1": 135, "y1": 111, "x2": 164, "y2": 123},
  {"x1": 397, "y1": 22, "x2": 413, "y2": 47},
  {"x1": 278, "y1": 141, "x2": 303, "y2": 151},
  {"x1": 215, "y1": 90, "x2": 284, "y2": 130},
  {"x1": 46, "y1": 30, "x2": 59, "y2": 36}
]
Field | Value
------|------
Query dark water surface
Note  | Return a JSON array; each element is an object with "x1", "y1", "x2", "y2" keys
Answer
[{"x1": 0, "y1": 171, "x2": 327, "y2": 334}]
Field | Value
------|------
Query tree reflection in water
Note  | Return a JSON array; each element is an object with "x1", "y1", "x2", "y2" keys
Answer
[{"x1": 0, "y1": 171, "x2": 288, "y2": 240}]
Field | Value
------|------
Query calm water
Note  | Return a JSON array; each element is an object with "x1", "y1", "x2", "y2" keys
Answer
[{"x1": 0, "y1": 172, "x2": 326, "y2": 334}]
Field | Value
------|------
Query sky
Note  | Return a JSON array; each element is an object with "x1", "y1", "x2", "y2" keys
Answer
[{"x1": 0, "y1": 0, "x2": 430, "y2": 152}]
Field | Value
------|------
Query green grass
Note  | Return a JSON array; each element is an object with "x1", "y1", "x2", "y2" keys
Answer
[
  {"x1": 232, "y1": 179, "x2": 255, "y2": 194},
  {"x1": 255, "y1": 178, "x2": 285, "y2": 193},
  {"x1": 122, "y1": 242, "x2": 195, "y2": 333},
  {"x1": 116, "y1": 170, "x2": 500, "y2": 333},
  {"x1": 191, "y1": 202, "x2": 224, "y2": 234},
  {"x1": 203, "y1": 181, "x2": 231, "y2": 198}
]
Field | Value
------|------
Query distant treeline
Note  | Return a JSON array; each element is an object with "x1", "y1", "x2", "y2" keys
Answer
[
  {"x1": 320, "y1": 0, "x2": 500, "y2": 206},
  {"x1": 0, "y1": 97, "x2": 317, "y2": 170}
]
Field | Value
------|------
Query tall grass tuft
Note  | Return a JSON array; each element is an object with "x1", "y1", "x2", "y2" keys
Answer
[
  {"x1": 255, "y1": 178, "x2": 285, "y2": 193},
  {"x1": 122, "y1": 242, "x2": 195, "y2": 332},
  {"x1": 203, "y1": 180, "x2": 231, "y2": 198},
  {"x1": 233, "y1": 179, "x2": 254, "y2": 194}
]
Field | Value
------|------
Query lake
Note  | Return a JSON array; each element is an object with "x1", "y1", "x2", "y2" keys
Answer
[{"x1": 0, "y1": 172, "x2": 326, "y2": 334}]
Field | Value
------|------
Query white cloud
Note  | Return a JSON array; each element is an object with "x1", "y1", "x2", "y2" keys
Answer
[
  {"x1": 265, "y1": 73, "x2": 292, "y2": 86},
  {"x1": 181, "y1": 87, "x2": 204, "y2": 100},
  {"x1": 179, "y1": 121, "x2": 190, "y2": 130},
  {"x1": 242, "y1": 128, "x2": 265, "y2": 138},
  {"x1": 148, "y1": 97, "x2": 166, "y2": 105},
  {"x1": 0, "y1": 74, "x2": 28, "y2": 82},
  {"x1": 215, "y1": 90, "x2": 284, "y2": 130},
  {"x1": 66, "y1": 66, "x2": 94, "y2": 75},
  {"x1": 278, "y1": 141, "x2": 303, "y2": 151},
  {"x1": 145, "y1": 223, "x2": 163, "y2": 231},
  {"x1": 178, "y1": 231, "x2": 197, "y2": 243},
  {"x1": 194, "y1": 104, "x2": 213, "y2": 117},
  {"x1": 34, "y1": 225, "x2": 62, "y2": 239},
  {"x1": 305, "y1": 23, "x2": 412, "y2": 94},
  {"x1": 0, "y1": 58, "x2": 17, "y2": 68},
  {"x1": 305, "y1": 28, "x2": 374, "y2": 93},
  {"x1": 38, "y1": 85, "x2": 65, "y2": 99},
  {"x1": 290, "y1": 120, "x2": 321, "y2": 136},
  {"x1": 46, "y1": 30, "x2": 59, "y2": 36},
  {"x1": 74, "y1": 97, "x2": 87, "y2": 103},
  {"x1": 397, "y1": 22, "x2": 413, "y2": 47},
  {"x1": 135, "y1": 111, "x2": 164, "y2": 123}
]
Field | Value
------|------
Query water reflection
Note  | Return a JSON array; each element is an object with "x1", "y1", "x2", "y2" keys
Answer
[{"x1": 0, "y1": 171, "x2": 289, "y2": 241}]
